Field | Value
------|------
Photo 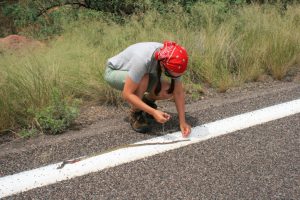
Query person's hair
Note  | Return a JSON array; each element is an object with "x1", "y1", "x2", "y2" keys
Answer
[{"x1": 154, "y1": 61, "x2": 175, "y2": 96}]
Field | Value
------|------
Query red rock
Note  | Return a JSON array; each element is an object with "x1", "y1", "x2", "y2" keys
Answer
[{"x1": 0, "y1": 34, "x2": 44, "y2": 52}]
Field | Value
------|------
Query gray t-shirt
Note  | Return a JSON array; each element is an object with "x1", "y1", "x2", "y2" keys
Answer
[{"x1": 107, "y1": 42, "x2": 163, "y2": 83}]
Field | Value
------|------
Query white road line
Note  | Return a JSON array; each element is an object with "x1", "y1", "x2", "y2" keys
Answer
[{"x1": 1, "y1": 99, "x2": 300, "y2": 198}]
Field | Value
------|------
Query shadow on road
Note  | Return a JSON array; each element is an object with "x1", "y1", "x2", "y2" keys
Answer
[{"x1": 146, "y1": 112, "x2": 199, "y2": 136}]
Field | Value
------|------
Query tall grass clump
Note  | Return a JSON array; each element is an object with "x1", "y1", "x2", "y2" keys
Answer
[
  {"x1": 0, "y1": 50, "x2": 80, "y2": 133},
  {"x1": 234, "y1": 4, "x2": 300, "y2": 81},
  {"x1": 187, "y1": 2, "x2": 243, "y2": 91},
  {"x1": 188, "y1": 2, "x2": 300, "y2": 90},
  {"x1": 0, "y1": 52, "x2": 53, "y2": 131}
]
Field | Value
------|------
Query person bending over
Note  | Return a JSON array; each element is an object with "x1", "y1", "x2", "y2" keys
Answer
[{"x1": 104, "y1": 41, "x2": 191, "y2": 137}]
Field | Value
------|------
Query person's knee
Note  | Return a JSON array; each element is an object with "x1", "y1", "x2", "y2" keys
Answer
[
  {"x1": 159, "y1": 89, "x2": 173, "y2": 99},
  {"x1": 149, "y1": 81, "x2": 173, "y2": 100}
]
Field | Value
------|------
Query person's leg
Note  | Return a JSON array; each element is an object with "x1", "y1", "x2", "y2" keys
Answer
[
  {"x1": 104, "y1": 67, "x2": 128, "y2": 91},
  {"x1": 105, "y1": 67, "x2": 150, "y2": 133},
  {"x1": 147, "y1": 79, "x2": 173, "y2": 101},
  {"x1": 129, "y1": 74, "x2": 152, "y2": 133},
  {"x1": 142, "y1": 79, "x2": 173, "y2": 121},
  {"x1": 104, "y1": 67, "x2": 151, "y2": 97}
]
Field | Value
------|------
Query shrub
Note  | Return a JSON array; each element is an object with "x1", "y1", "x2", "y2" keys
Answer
[
  {"x1": 35, "y1": 88, "x2": 79, "y2": 135},
  {"x1": 18, "y1": 128, "x2": 37, "y2": 138}
]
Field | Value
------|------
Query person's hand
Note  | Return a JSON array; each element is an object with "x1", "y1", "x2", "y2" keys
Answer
[
  {"x1": 152, "y1": 110, "x2": 171, "y2": 124},
  {"x1": 180, "y1": 122, "x2": 191, "y2": 137}
]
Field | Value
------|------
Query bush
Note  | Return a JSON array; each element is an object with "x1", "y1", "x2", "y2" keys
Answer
[
  {"x1": 18, "y1": 128, "x2": 37, "y2": 138},
  {"x1": 35, "y1": 88, "x2": 79, "y2": 135}
]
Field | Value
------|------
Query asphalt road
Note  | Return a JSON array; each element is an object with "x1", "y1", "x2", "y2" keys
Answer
[{"x1": 1, "y1": 81, "x2": 300, "y2": 199}]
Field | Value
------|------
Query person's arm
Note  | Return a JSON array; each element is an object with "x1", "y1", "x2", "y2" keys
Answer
[
  {"x1": 173, "y1": 80, "x2": 191, "y2": 137},
  {"x1": 122, "y1": 76, "x2": 170, "y2": 123}
]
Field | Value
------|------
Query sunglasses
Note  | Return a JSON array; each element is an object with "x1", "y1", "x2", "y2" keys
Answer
[{"x1": 163, "y1": 67, "x2": 181, "y2": 79}]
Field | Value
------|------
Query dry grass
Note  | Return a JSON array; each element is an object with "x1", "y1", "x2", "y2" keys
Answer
[{"x1": 0, "y1": 3, "x2": 299, "y2": 132}]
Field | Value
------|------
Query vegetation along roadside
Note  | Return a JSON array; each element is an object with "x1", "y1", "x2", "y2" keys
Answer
[{"x1": 0, "y1": 0, "x2": 299, "y2": 139}]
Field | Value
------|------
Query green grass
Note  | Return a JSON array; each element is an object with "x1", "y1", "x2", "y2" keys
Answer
[{"x1": 0, "y1": 3, "x2": 300, "y2": 133}]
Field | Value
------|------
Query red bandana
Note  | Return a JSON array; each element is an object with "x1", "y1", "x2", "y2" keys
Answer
[{"x1": 154, "y1": 41, "x2": 188, "y2": 73}]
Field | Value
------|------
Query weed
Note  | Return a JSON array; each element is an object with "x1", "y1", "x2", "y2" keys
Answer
[
  {"x1": 18, "y1": 128, "x2": 38, "y2": 138},
  {"x1": 35, "y1": 88, "x2": 79, "y2": 135}
]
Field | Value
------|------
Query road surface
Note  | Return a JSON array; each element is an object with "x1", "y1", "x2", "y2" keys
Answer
[{"x1": 0, "y1": 81, "x2": 299, "y2": 199}]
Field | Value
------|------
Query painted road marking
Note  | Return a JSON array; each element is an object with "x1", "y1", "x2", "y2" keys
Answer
[{"x1": 1, "y1": 99, "x2": 300, "y2": 198}]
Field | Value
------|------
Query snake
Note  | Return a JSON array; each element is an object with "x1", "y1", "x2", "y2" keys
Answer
[{"x1": 57, "y1": 139, "x2": 190, "y2": 169}]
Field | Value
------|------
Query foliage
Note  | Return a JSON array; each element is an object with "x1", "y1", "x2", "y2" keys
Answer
[
  {"x1": 18, "y1": 128, "x2": 37, "y2": 138},
  {"x1": 1, "y1": 0, "x2": 299, "y2": 37},
  {"x1": 1, "y1": 1, "x2": 79, "y2": 38},
  {"x1": 35, "y1": 88, "x2": 79, "y2": 135},
  {"x1": 0, "y1": 1, "x2": 299, "y2": 135}
]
